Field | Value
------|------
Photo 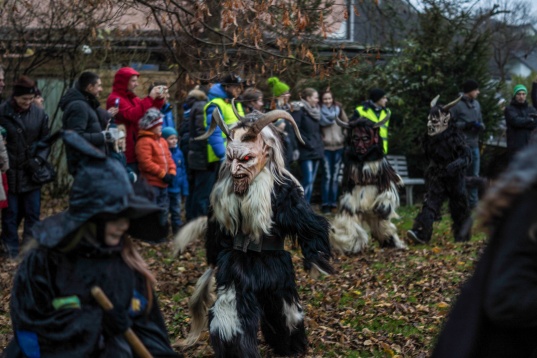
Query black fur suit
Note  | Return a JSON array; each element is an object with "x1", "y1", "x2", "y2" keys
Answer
[
  {"x1": 205, "y1": 175, "x2": 333, "y2": 357},
  {"x1": 411, "y1": 126, "x2": 472, "y2": 243}
]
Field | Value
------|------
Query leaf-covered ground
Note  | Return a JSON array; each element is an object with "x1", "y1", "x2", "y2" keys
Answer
[{"x1": 0, "y1": 202, "x2": 486, "y2": 357}]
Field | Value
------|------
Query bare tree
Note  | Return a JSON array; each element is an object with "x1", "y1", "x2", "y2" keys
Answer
[
  {"x1": 127, "y1": 0, "x2": 347, "y2": 82},
  {"x1": 481, "y1": 0, "x2": 537, "y2": 83}
]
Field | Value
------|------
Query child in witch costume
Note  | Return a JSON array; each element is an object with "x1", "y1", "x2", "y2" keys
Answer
[
  {"x1": 329, "y1": 112, "x2": 407, "y2": 254},
  {"x1": 174, "y1": 104, "x2": 334, "y2": 357},
  {"x1": 408, "y1": 95, "x2": 472, "y2": 244},
  {"x1": 4, "y1": 131, "x2": 180, "y2": 357}
]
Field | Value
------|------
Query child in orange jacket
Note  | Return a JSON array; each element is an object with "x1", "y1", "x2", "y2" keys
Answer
[{"x1": 135, "y1": 108, "x2": 176, "y2": 231}]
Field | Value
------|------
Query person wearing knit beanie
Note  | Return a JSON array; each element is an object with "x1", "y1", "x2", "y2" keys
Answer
[
  {"x1": 450, "y1": 79, "x2": 483, "y2": 209},
  {"x1": 0, "y1": 74, "x2": 49, "y2": 258},
  {"x1": 267, "y1": 77, "x2": 290, "y2": 97},
  {"x1": 504, "y1": 82, "x2": 537, "y2": 156},
  {"x1": 12, "y1": 76, "x2": 37, "y2": 97},
  {"x1": 351, "y1": 87, "x2": 391, "y2": 153},
  {"x1": 139, "y1": 108, "x2": 164, "y2": 132},
  {"x1": 135, "y1": 108, "x2": 176, "y2": 229},
  {"x1": 369, "y1": 88, "x2": 386, "y2": 104},
  {"x1": 162, "y1": 126, "x2": 178, "y2": 139},
  {"x1": 462, "y1": 80, "x2": 479, "y2": 94},
  {"x1": 513, "y1": 84, "x2": 527, "y2": 98}
]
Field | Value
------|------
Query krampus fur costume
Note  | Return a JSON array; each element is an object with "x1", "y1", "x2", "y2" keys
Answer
[
  {"x1": 174, "y1": 103, "x2": 334, "y2": 357},
  {"x1": 408, "y1": 96, "x2": 472, "y2": 244},
  {"x1": 329, "y1": 112, "x2": 407, "y2": 254}
]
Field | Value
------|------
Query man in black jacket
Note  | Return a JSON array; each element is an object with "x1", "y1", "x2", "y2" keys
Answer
[
  {"x1": 60, "y1": 71, "x2": 118, "y2": 174},
  {"x1": 450, "y1": 80, "x2": 485, "y2": 209},
  {"x1": 0, "y1": 76, "x2": 50, "y2": 258}
]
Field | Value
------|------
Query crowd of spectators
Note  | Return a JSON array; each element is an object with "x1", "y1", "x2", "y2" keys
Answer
[{"x1": 2, "y1": 65, "x2": 537, "y2": 259}]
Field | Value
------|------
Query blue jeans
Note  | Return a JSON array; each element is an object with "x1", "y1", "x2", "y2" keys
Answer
[
  {"x1": 321, "y1": 149, "x2": 343, "y2": 208},
  {"x1": 466, "y1": 146, "x2": 480, "y2": 208},
  {"x1": 190, "y1": 166, "x2": 218, "y2": 219},
  {"x1": 300, "y1": 159, "x2": 320, "y2": 203},
  {"x1": 152, "y1": 186, "x2": 170, "y2": 228},
  {"x1": 1, "y1": 189, "x2": 41, "y2": 257},
  {"x1": 168, "y1": 191, "x2": 182, "y2": 233}
]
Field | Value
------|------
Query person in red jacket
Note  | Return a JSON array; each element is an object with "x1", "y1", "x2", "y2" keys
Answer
[
  {"x1": 106, "y1": 67, "x2": 166, "y2": 173},
  {"x1": 136, "y1": 108, "x2": 176, "y2": 233}
]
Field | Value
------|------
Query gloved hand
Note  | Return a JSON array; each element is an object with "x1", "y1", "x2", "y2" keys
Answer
[
  {"x1": 292, "y1": 150, "x2": 300, "y2": 161},
  {"x1": 102, "y1": 130, "x2": 115, "y2": 143},
  {"x1": 162, "y1": 173, "x2": 175, "y2": 184},
  {"x1": 27, "y1": 157, "x2": 42, "y2": 172},
  {"x1": 472, "y1": 121, "x2": 484, "y2": 130},
  {"x1": 102, "y1": 306, "x2": 131, "y2": 336}
]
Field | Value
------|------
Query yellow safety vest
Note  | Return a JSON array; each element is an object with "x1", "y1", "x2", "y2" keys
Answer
[
  {"x1": 203, "y1": 98, "x2": 244, "y2": 163},
  {"x1": 356, "y1": 105, "x2": 390, "y2": 153}
]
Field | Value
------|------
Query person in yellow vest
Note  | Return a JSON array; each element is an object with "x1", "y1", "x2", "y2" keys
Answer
[
  {"x1": 192, "y1": 74, "x2": 244, "y2": 215},
  {"x1": 353, "y1": 88, "x2": 391, "y2": 153},
  {"x1": 204, "y1": 73, "x2": 245, "y2": 162}
]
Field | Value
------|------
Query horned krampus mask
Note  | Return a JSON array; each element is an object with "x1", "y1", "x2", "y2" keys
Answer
[
  {"x1": 427, "y1": 95, "x2": 461, "y2": 136},
  {"x1": 196, "y1": 100, "x2": 304, "y2": 195},
  {"x1": 336, "y1": 114, "x2": 390, "y2": 161}
]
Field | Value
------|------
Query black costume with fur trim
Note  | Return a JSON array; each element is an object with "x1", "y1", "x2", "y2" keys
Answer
[
  {"x1": 329, "y1": 116, "x2": 406, "y2": 253},
  {"x1": 409, "y1": 109, "x2": 471, "y2": 244},
  {"x1": 174, "y1": 107, "x2": 333, "y2": 357}
]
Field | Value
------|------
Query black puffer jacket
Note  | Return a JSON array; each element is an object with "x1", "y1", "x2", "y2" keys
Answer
[
  {"x1": 60, "y1": 88, "x2": 107, "y2": 150},
  {"x1": 291, "y1": 106, "x2": 324, "y2": 161},
  {"x1": 188, "y1": 98, "x2": 209, "y2": 171},
  {"x1": 505, "y1": 99, "x2": 537, "y2": 155},
  {"x1": 0, "y1": 100, "x2": 50, "y2": 193}
]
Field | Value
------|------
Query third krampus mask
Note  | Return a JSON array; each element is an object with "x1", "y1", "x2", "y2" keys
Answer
[{"x1": 427, "y1": 95, "x2": 462, "y2": 136}]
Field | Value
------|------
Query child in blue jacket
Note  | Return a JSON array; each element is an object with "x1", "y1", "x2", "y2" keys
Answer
[{"x1": 162, "y1": 127, "x2": 189, "y2": 234}]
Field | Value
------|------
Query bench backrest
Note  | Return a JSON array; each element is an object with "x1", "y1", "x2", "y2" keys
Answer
[{"x1": 386, "y1": 155, "x2": 409, "y2": 178}]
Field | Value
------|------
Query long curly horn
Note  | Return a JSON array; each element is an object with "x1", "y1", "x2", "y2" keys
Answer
[
  {"x1": 231, "y1": 98, "x2": 245, "y2": 122},
  {"x1": 442, "y1": 95, "x2": 462, "y2": 111},
  {"x1": 373, "y1": 111, "x2": 391, "y2": 128},
  {"x1": 194, "y1": 108, "x2": 231, "y2": 141},
  {"x1": 248, "y1": 110, "x2": 305, "y2": 145},
  {"x1": 430, "y1": 95, "x2": 440, "y2": 108}
]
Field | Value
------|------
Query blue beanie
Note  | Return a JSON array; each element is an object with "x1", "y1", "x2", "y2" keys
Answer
[{"x1": 162, "y1": 127, "x2": 178, "y2": 139}]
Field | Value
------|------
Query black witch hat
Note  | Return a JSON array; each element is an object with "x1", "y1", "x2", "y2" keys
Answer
[{"x1": 32, "y1": 130, "x2": 166, "y2": 247}]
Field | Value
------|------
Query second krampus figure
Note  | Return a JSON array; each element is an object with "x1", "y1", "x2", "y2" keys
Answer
[{"x1": 329, "y1": 112, "x2": 407, "y2": 254}]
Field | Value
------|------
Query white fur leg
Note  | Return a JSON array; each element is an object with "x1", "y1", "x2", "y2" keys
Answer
[
  {"x1": 173, "y1": 216, "x2": 207, "y2": 256},
  {"x1": 330, "y1": 213, "x2": 370, "y2": 254},
  {"x1": 209, "y1": 284, "x2": 243, "y2": 341},
  {"x1": 370, "y1": 218, "x2": 408, "y2": 250},
  {"x1": 282, "y1": 300, "x2": 303, "y2": 331}
]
